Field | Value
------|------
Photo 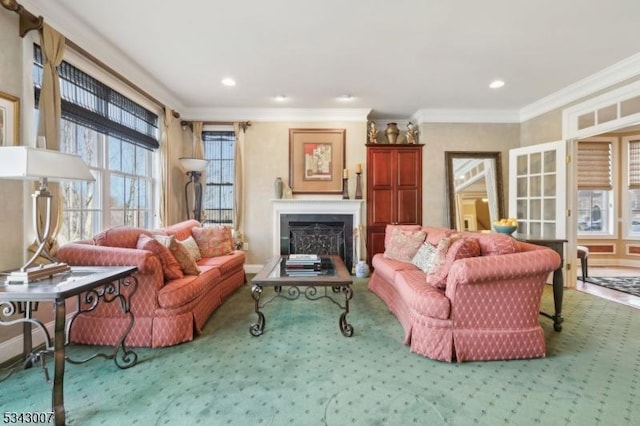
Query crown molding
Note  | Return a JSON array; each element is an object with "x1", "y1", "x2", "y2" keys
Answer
[
  {"x1": 412, "y1": 108, "x2": 520, "y2": 124},
  {"x1": 20, "y1": 0, "x2": 186, "y2": 112},
  {"x1": 18, "y1": 0, "x2": 640, "y2": 126},
  {"x1": 183, "y1": 108, "x2": 372, "y2": 122},
  {"x1": 519, "y1": 52, "x2": 640, "y2": 123}
]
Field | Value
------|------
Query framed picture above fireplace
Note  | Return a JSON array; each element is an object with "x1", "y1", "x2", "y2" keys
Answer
[{"x1": 289, "y1": 128, "x2": 346, "y2": 194}]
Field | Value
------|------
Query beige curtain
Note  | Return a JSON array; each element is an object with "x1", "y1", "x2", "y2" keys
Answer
[
  {"x1": 233, "y1": 122, "x2": 245, "y2": 242},
  {"x1": 158, "y1": 106, "x2": 174, "y2": 227},
  {"x1": 30, "y1": 24, "x2": 65, "y2": 262},
  {"x1": 37, "y1": 24, "x2": 65, "y2": 148},
  {"x1": 193, "y1": 121, "x2": 204, "y2": 158}
]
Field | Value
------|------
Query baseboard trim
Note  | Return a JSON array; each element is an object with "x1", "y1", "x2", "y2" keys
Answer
[
  {"x1": 244, "y1": 264, "x2": 264, "y2": 274},
  {"x1": 0, "y1": 313, "x2": 75, "y2": 365}
]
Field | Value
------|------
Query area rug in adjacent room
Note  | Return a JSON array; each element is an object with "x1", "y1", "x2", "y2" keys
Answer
[{"x1": 584, "y1": 275, "x2": 640, "y2": 297}]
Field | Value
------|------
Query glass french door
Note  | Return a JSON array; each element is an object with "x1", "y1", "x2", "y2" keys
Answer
[{"x1": 509, "y1": 141, "x2": 567, "y2": 239}]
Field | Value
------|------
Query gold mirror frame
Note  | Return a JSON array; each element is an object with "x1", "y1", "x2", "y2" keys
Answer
[{"x1": 445, "y1": 151, "x2": 504, "y2": 231}]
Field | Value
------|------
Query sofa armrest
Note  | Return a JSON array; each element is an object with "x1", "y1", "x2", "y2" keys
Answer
[
  {"x1": 57, "y1": 243, "x2": 161, "y2": 275},
  {"x1": 445, "y1": 247, "x2": 561, "y2": 299}
]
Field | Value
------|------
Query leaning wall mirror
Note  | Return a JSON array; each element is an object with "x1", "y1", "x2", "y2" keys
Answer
[{"x1": 445, "y1": 151, "x2": 504, "y2": 232}]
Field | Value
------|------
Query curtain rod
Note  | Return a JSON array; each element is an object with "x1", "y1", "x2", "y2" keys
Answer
[
  {"x1": 181, "y1": 121, "x2": 252, "y2": 132},
  {"x1": 1, "y1": 0, "x2": 180, "y2": 119}
]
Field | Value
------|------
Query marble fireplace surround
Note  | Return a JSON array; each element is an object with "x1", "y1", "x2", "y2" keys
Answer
[{"x1": 272, "y1": 199, "x2": 363, "y2": 270}]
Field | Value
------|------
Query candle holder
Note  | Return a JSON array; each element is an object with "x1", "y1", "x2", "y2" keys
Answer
[
  {"x1": 342, "y1": 177, "x2": 350, "y2": 199},
  {"x1": 355, "y1": 172, "x2": 363, "y2": 199}
]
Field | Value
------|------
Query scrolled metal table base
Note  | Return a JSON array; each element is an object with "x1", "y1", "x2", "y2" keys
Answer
[{"x1": 250, "y1": 283, "x2": 354, "y2": 337}]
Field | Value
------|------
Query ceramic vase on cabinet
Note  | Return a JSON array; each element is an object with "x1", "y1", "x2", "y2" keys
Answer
[{"x1": 385, "y1": 122, "x2": 400, "y2": 144}]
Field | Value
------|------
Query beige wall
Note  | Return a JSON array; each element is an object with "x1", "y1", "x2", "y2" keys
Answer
[
  {"x1": 242, "y1": 122, "x2": 366, "y2": 266},
  {"x1": 0, "y1": 10, "x2": 25, "y2": 272},
  {"x1": 419, "y1": 122, "x2": 521, "y2": 227}
]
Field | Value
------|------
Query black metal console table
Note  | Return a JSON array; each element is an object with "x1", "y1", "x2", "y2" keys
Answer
[
  {"x1": 0, "y1": 266, "x2": 138, "y2": 426},
  {"x1": 250, "y1": 255, "x2": 354, "y2": 337}
]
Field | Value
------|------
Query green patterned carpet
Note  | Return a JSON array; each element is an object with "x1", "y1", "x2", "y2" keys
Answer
[{"x1": 1, "y1": 278, "x2": 639, "y2": 425}]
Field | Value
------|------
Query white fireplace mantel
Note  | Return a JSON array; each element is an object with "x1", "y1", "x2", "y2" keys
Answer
[{"x1": 271, "y1": 199, "x2": 363, "y2": 256}]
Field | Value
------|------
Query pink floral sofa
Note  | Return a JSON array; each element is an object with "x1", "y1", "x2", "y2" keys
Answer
[
  {"x1": 368, "y1": 225, "x2": 561, "y2": 362},
  {"x1": 57, "y1": 220, "x2": 245, "y2": 348}
]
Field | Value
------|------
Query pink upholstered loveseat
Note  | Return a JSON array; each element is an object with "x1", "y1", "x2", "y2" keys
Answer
[
  {"x1": 57, "y1": 220, "x2": 245, "y2": 348},
  {"x1": 368, "y1": 225, "x2": 561, "y2": 362}
]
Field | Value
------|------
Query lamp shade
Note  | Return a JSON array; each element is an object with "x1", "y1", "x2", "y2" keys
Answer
[
  {"x1": 0, "y1": 146, "x2": 94, "y2": 182},
  {"x1": 179, "y1": 157, "x2": 209, "y2": 172}
]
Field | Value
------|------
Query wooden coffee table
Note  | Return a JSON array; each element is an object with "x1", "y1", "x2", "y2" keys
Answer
[{"x1": 249, "y1": 255, "x2": 353, "y2": 337}]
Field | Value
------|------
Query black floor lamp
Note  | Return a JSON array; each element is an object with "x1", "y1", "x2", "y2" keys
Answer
[{"x1": 179, "y1": 158, "x2": 208, "y2": 222}]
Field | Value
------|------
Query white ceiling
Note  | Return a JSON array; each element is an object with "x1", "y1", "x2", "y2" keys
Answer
[{"x1": 22, "y1": 0, "x2": 640, "y2": 121}]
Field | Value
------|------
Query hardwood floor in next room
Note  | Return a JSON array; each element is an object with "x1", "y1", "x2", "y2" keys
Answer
[{"x1": 576, "y1": 265, "x2": 640, "y2": 309}]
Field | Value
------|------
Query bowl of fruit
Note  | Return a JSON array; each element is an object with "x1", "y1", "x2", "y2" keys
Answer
[{"x1": 493, "y1": 218, "x2": 518, "y2": 235}]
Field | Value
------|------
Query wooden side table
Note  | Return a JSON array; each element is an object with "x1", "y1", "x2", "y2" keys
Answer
[{"x1": 514, "y1": 234, "x2": 567, "y2": 331}]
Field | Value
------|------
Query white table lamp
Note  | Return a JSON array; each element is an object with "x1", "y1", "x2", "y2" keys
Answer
[{"x1": 0, "y1": 146, "x2": 95, "y2": 283}]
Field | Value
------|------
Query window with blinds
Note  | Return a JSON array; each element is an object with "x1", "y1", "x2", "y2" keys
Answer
[
  {"x1": 577, "y1": 141, "x2": 612, "y2": 190},
  {"x1": 626, "y1": 138, "x2": 640, "y2": 235},
  {"x1": 202, "y1": 131, "x2": 235, "y2": 224},
  {"x1": 628, "y1": 140, "x2": 640, "y2": 189},
  {"x1": 33, "y1": 44, "x2": 157, "y2": 242},
  {"x1": 577, "y1": 140, "x2": 613, "y2": 235}
]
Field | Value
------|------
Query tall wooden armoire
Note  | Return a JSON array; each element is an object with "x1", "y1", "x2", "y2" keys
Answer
[{"x1": 366, "y1": 144, "x2": 423, "y2": 266}]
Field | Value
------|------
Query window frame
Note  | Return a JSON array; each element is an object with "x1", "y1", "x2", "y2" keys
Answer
[
  {"x1": 31, "y1": 42, "x2": 161, "y2": 243},
  {"x1": 576, "y1": 136, "x2": 618, "y2": 239},
  {"x1": 201, "y1": 127, "x2": 235, "y2": 226},
  {"x1": 622, "y1": 134, "x2": 640, "y2": 239}
]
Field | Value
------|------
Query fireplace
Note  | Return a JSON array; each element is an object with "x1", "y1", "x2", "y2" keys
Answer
[
  {"x1": 271, "y1": 199, "x2": 363, "y2": 273},
  {"x1": 281, "y1": 214, "x2": 353, "y2": 271}
]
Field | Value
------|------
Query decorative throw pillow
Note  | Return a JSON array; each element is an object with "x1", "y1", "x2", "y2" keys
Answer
[
  {"x1": 153, "y1": 234, "x2": 200, "y2": 275},
  {"x1": 411, "y1": 242, "x2": 438, "y2": 273},
  {"x1": 383, "y1": 228, "x2": 427, "y2": 262},
  {"x1": 478, "y1": 233, "x2": 519, "y2": 256},
  {"x1": 191, "y1": 226, "x2": 234, "y2": 258},
  {"x1": 137, "y1": 234, "x2": 183, "y2": 281},
  {"x1": 178, "y1": 236, "x2": 202, "y2": 261},
  {"x1": 426, "y1": 237, "x2": 481, "y2": 289}
]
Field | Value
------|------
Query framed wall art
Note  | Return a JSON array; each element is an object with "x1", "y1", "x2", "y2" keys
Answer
[
  {"x1": 289, "y1": 128, "x2": 346, "y2": 194},
  {"x1": 0, "y1": 91, "x2": 19, "y2": 146}
]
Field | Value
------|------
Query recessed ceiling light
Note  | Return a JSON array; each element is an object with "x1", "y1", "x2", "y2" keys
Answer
[
  {"x1": 489, "y1": 80, "x2": 505, "y2": 89},
  {"x1": 338, "y1": 94, "x2": 355, "y2": 102},
  {"x1": 221, "y1": 77, "x2": 236, "y2": 87},
  {"x1": 274, "y1": 95, "x2": 287, "y2": 102}
]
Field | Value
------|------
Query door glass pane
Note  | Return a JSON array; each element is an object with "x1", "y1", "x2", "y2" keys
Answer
[
  {"x1": 544, "y1": 151, "x2": 556, "y2": 173},
  {"x1": 543, "y1": 223, "x2": 556, "y2": 236},
  {"x1": 543, "y1": 175, "x2": 556, "y2": 196},
  {"x1": 529, "y1": 222, "x2": 541, "y2": 235},
  {"x1": 517, "y1": 200, "x2": 527, "y2": 218},
  {"x1": 517, "y1": 177, "x2": 528, "y2": 197},
  {"x1": 530, "y1": 175, "x2": 541, "y2": 197},
  {"x1": 543, "y1": 199, "x2": 556, "y2": 220},
  {"x1": 530, "y1": 153, "x2": 541, "y2": 174},
  {"x1": 517, "y1": 155, "x2": 528, "y2": 175},
  {"x1": 530, "y1": 199, "x2": 541, "y2": 220}
]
